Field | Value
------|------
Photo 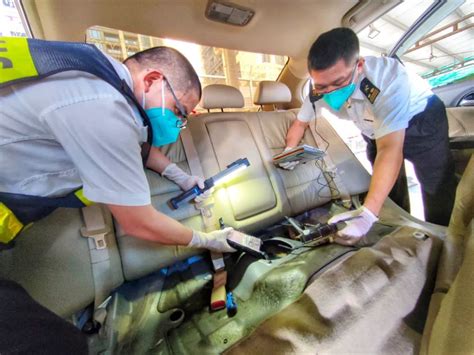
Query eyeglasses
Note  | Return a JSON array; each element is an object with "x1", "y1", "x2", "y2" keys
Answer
[
  {"x1": 163, "y1": 77, "x2": 188, "y2": 129},
  {"x1": 312, "y1": 61, "x2": 359, "y2": 94}
]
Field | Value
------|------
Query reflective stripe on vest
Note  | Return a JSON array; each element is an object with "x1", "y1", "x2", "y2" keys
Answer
[
  {"x1": 0, "y1": 188, "x2": 92, "y2": 244},
  {"x1": 75, "y1": 189, "x2": 94, "y2": 206},
  {"x1": 0, "y1": 37, "x2": 38, "y2": 84},
  {"x1": 0, "y1": 203, "x2": 23, "y2": 244}
]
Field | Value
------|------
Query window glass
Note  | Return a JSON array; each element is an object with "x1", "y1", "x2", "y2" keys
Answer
[
  {"x1": 0, "y1": 0, "x2": 27, "y2": 37},
  {"x1": 358, "y1": 0, "x2": 473, "y2": 88},
  {"x1": 86, "y1": 26, "x2": 288, "y2": 111},
  {"x1": 401, "y1": 1, "x2": 474, "y2": 88}
]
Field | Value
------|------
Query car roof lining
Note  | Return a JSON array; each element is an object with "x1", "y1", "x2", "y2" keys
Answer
[
  {"x1": 24, "y1": 1, "x2": 462, "y2": 104},
  {"x1": 20, "y1": 0, "x2": 398, "y2": 63}
]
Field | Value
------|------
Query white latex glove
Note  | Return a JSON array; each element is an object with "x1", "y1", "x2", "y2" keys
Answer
[
  {"x1": 278, "y1": 147, "x2": 299, "y2": 170},
  {"x1": 188, "y1": 227, "x2": 237, "y2": 253},
  {"x1": 162, "y1": 163, "x2": 212, "y2": 202},
  {"x1": 328, "y1": 206, "x2": 379, "y2": 246}
]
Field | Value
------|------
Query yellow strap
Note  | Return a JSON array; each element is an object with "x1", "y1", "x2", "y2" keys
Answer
[
  {"x1": 75, "y1": 189, "x2": 94, "y2": 206},
  {"x1": 0, "y1": 202, "x2": 24, "y2": 244},
  {"x1": 0, "y1": 37, "x2": 38, "y2": 84}
]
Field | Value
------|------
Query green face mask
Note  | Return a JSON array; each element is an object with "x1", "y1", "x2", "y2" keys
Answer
[
  {"x1": 142, "y1": 78, "x2": 188, "y2": 147},
  {"x1": 321, "y1": 63, "x2": 358, "y2": 111},
  {"x1": 145, "y1": 107, "x2": 183, "y2": 147},
  {"x1": 323, "y1": 82, "x2": 356, "y2": 111}
]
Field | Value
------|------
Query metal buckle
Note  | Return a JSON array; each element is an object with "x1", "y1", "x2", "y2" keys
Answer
[{"x1": 80, "y1": 227, "x2": 109, "y2": 250}]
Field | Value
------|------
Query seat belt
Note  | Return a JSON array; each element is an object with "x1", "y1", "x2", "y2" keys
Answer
[
  {"x1": 180, "y1": 127, "x2": 204, "y2": 178},
  {"x1": 80, "y1": 204, "x2": 114, "y2": 325},
  {"x1": 180, "y1": 129, "x2": 228, "y2": 313},
  {"x1": 180, "y1": 128, "x2": 219, "y2": 232},
  {"x1": 309, "y1": 119, "x2": 352, "y2": 208},
  {"x1": 210, "y1": 252, "x2": 227, "y2": 311}
]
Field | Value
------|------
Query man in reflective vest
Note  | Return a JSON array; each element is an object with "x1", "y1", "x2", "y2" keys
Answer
[{"x1": 0, "y1": 37, "x2": 236, "y2": 252}]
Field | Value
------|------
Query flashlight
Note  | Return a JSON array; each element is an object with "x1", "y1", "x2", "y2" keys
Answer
[{"x1": 169, "y1": 158, "x2": 250, "y2": 209}]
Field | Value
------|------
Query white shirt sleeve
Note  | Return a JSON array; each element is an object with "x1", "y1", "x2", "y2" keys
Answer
[
  {"x1": 41, "y1": 95, "x2": 151, "y2": 206},
  {"x1": 371, "y1": 60, "x2": 412, "y2": 139},
  {"x1": 297, "y1": 95, "x2": 317, "y2": 122}
]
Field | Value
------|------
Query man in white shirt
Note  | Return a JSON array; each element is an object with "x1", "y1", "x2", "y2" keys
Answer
[
  {"x1": 282, "y1": 28, "x2": 456, "y2": 245},
  {"x1": 1, "y1": 44, "x2": 236, "y2": 252},
  {"x1": 1, "y1": 41, "x2": 239, "y2": 352}
]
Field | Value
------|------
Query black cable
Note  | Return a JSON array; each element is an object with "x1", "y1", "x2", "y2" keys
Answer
[{"x1": 310, "y1": 118, "x2": 341, "y2": 200}]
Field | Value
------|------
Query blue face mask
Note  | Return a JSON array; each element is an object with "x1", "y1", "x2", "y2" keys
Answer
[
  {"x1": 143, "y1": 79, "x2": 186, "y2": 147},
  {"x1": 323, "y1": 83, "x2": 356, "y2": 111},
  {"x1": 321, "y1": 63, "x2": 358, "y2": 111},
  {"x1": 145, "y1": 107, "x2": 183, "y2": 147}
]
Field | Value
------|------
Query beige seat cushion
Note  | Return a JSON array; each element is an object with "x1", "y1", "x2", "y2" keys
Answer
[
  {"x1": 115, "y1": 138, "x2": 205, "y2": 281},
  {"x1": 420, "y1": 155, "x2": 474, "y2": 355},
  {"x1": 0, "y1": 206, "x2": 123, "y2": 317}
]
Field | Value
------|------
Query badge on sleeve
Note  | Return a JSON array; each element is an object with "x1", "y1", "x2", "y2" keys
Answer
[{"x1": 360, "y1": 78, "x2": 380, "y2": 104}]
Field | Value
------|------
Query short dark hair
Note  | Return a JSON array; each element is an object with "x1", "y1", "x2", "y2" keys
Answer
[
  {"x1": 125, "y1": 46, "x2": 202, "y2": 99},
  {"x1": 307, "y1": 27, "x2": 359, "y2": 71}
]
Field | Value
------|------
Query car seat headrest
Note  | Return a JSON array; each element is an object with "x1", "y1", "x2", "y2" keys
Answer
[
  {"x1": 200, "y1": 84, "x2": 245, "y2": 110},
  {"x1": 254, "y1": 81, "x2": 291, "y2": 105}
]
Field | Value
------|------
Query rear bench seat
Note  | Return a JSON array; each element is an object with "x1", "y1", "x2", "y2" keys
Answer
[
  {"x1": 253, "y1": 81, "x2": 370, "y2": 214},
  {"x1": 118, "y1": 83, "x2": 371, "y2": 281},
  {"x1": 0, "y1": 206, "x2": 123, "y2": 317},
  {"x1": 0, "y1": 82, "x2": 371, "y2": 317}
]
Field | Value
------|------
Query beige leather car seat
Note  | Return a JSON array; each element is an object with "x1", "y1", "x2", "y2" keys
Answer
[{"x1": 420, "y1": 155, "x2": 474, "y2": 354}]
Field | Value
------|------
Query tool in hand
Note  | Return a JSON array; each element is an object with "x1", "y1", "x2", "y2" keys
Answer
[
  {"x1": 219, "y1": 218, "x2": 266, "y2": 259},
  {"x1": 169, "y1": 158, "x2": 250, "y2": 209},
  {"x1": 285, "y1": 215, "x2": 361, "y2": 245},
  {"x1": 226, "y1": 230, "x2": 265, "y2": 259}
]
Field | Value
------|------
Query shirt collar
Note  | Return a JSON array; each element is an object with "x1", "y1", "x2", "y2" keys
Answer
[
  {"x1": 103, "y1": 52, "x2": 134, "y2": 89},
  {"x1": 351, "y1": 74, "x2": 366, "y2": 101},
  {"x1": 103, "y1": 52, "x2": 145, "y2": 129}
]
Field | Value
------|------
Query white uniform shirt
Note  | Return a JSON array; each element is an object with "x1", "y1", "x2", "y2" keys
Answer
[
  {"x1": 298, "y1": 56, "x2": 433, "y2": 139},
  {"x1": 0, "y1": 52, "x2": 151, "y2": 206}
]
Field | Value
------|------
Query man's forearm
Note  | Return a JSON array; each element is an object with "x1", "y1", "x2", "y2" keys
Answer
[
  {"x1": 146, "y1": 146, "x2": 172, "y2": 173},
  {"x1": 107, "y1": 204, "x2": 193, "y2": 245},
  {"x1": 286, "y1": 119, "x2": 308, "y2": 148},
  {"x1": 364, "y1": 130, "x2": 405, "y2": 216},
  {"x1": 364, "y1": 147, "x2": 404, "y2": 215}
]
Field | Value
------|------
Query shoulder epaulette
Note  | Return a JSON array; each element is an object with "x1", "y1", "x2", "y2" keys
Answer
[
  {"x1": 360, "y1": 78, "x2": 380, "y2": 104},
  {"x1": 309, "y1": 88, "x2": 323, "y2": 104}
]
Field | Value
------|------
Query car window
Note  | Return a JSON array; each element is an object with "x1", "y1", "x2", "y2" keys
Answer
[
  {"x1": 302, "y1": 0, "x2": 473, "y2": 98},
  {"x1": 86, "y1": 26, "x2": 288, "y2": 112},
  {"x1": 360, "y1": 0, "x2": 473, "y2": 89},
  {"x1": 401, "y1": 2, "x2": 473, "y2": 89},
  {"x1": 0, "y1": 0, "x2": 28, "y2": 37}
]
